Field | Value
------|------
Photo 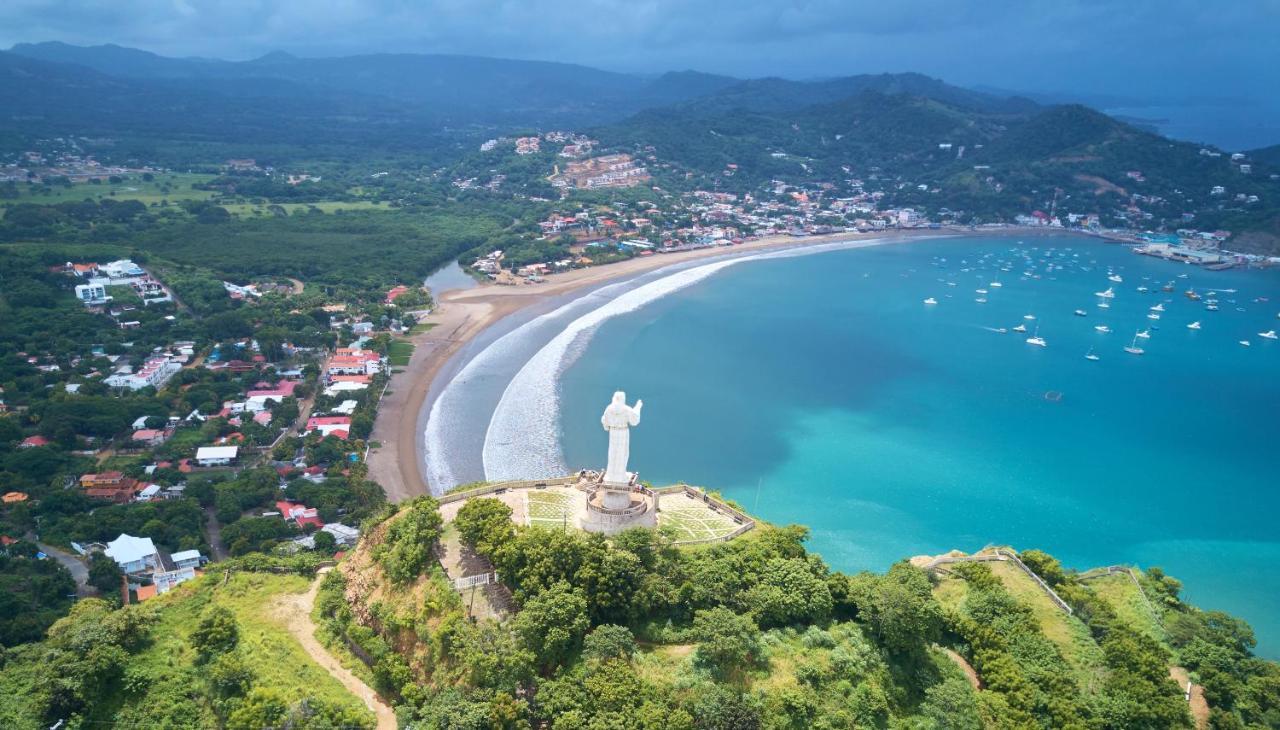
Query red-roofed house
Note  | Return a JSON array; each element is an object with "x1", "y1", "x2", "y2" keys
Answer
[
  {"x1": 326, "y1": 350, "x2": 384, "y2": 377},
  {"x1": 20, "y1": 435, "x2": 50, "y2": 449},
  {"x1": 385, "y1": 285, "x2": 409, "y2": 304},
  {"x1": 306, "y1": 416, "x2": 352, "y2": 439},
  {"x1": 80, "y1": 472, "x2": 141, "y2": 503},
  {"x1": 131, "y1": 429, "x2": 168, "y2": 446},
  {"x1": 275, "y1": 500, "x2": 324, "y2": 528},
  {"x1": 246, "y1": 380, "x2": 298, "y2": 412}
]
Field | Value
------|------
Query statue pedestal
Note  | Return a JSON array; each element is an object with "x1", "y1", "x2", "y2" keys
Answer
[{"x1": 580, "y1": 474, "x2": 657, "y2": 535}]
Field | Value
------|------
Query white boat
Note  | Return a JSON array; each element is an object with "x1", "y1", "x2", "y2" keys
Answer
[
  {"x1": 1124, "y1": 332, "x2": 1145, "y2": 355},
  {"x1": 1206, "y1": 304, "x2": 1220, "y2": 311},
  {"x1": 1026, "y1": 325, "x2": 1046, "y2": 347},
  {"x1": 1108, "y1": 274, "x2": 1123, "y2": 283},
  {"x1": 1074, "y1": 309, "x2": 1088, "y2": 317},
  {"x1": 1147, "y1": 313, "x2": 1161, "y2": 320},
  {"x1": 1187, "y1": 321, "x2": 1201, "y2": 330},
  {"x1": 1023, "y1": 314, "x2": 1036, "y2": 320},
  {"x1": 1094, "y1": 325, "x2": 1111, "y2": 333},
  {"x1": 1261, "y1": 330, "x2": 1279, "y2": 340},
  {"x1": 1240, "y1": 340, "x2": 1251, "y2": 347},
  {"x1": 990, "y1": 281, "x2": 1003, "y2": 287},
  {"x1": 975, "y1": 297, "x2": 988, "y2": 303},
  {"x1": 1013, "y1": 324, "x2": 1028, "y2": 333},
  {"x1": 1136, "y1": 329, "x2": 1151, "y2": 339},
  {"x1": 924, "y1": 297, "x2": 938, "y2": 305},
  {"x1": 1098, "y1": 302, "x2": 1111, "y2": 309},
  {"x1": 1095, "y1": 287, "x2": 1116, "y2": 298},
  {"x1": 976, "y1": 289, "x2": 988, "y2": 294},
  {"x1": 1150, "y1": 303, "x2": 1165, "y2": 312},
  {"x1": 1137, "y1": 286, "x2": 1149, "y2": 293},
  {"x1": 1085, "y1": 347, "x2": 1100, "y2": 361}
]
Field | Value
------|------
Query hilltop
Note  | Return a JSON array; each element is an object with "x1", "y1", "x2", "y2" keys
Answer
[
  {"x1": 0, "y1": 555, "x2": 375, "y2": 729},
  {"x1": 3, "y1": 490, "x2": 1278, "y2": 727},
  {"x1": 311, "y1": 494, "x2": 1277, "y2": 728}
]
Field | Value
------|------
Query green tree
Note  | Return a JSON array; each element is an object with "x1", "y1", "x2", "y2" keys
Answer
[
  {"x1": 87, "y1": 552, "x2": 124, "y2": 599},
  {"x1": 582, "y1": 624, "x2": 637, "y2": 664},
  {"x1": 190, "y1": 605, "x2": 240, "y2": 659},
  {"x1": 513, "y1": 582, "x2": 590, "y2": 671},
  {"x1": 374, "y1": 496, "x2": 443, "y2": 583},
  {"x1": 692, "y1": 607, "x2": 760, "y2": 676},
  {"x1": 1019, "y1": 549, "x2": 1066, "y2": 586},
  {"x1": 848, "y1": 563, "x2": 942, "y2": 655},
  {"x1": 454, "y1": 497, "x2": 514, "y2": 553}
]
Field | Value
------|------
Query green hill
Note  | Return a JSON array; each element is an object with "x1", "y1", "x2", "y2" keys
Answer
[
  {"x1": 0, "y1": 557, "x2": 373, "y2": 730},
  {"x1": 598, "y1": 91, "x2": 1280, "y2": 254}
]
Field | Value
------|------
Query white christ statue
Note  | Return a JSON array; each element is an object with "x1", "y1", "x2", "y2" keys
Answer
[{"x1": 601, "y1": 391, "x2": 643, "y2": 485}]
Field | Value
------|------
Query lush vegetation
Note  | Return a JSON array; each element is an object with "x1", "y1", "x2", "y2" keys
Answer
[
  {"x1": 0, "y1": 562, "x2": 373, "y2": 729},
  {"x1": 305, "y1": 498, "x2": 1280, "y2": 728}
]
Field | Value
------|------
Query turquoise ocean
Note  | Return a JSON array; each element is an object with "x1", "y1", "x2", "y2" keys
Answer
[{"x1": 550, "y1": 236, "x2": 1280, "y2": 655}]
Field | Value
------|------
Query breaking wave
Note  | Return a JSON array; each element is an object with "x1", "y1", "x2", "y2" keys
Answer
[{"x1": 480, "y1": 237, "x2": 892, "y2": 481}]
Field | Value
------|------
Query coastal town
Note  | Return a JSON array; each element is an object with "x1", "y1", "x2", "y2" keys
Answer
[{"x1": 3, "y1": 119, "x2": 1275, "y2": 611}]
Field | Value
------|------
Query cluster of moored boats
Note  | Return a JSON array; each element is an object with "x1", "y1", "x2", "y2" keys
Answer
[{"x1": 922, "y1": 249, "x2": 1279, "y2": 359}]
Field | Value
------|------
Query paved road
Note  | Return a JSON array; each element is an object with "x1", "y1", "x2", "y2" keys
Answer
[
  {"x1": 204, "y1": 506, "x2": 229, "y2": 562},
  {"x1": 38, "y1": 542, "x2": 92, "y2": 596}
]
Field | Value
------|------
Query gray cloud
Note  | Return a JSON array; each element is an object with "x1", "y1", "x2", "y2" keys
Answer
[{"x1": 1, "y1": 0, "x2": 1276, "y2": 101}]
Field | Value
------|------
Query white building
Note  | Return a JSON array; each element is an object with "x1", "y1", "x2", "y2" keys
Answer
[
  {"x1": 322, "y1": 523, "x2": 360, "y2": 546},
  {"x1": 170, "y1": 549, "x2": 204, "y2": 570},
  {"x1": 100, "y1": 259, "x2": 145, "y2": 280},
  {"x1": 195, "y1": 445, "x2": 239, "y2": 467},
  {"x1": 323, "y1": 381, "x2": 370, "y2": 398},
  {"x1": 104, "y1": 356, "x2": 181, "y2": 391},
  {"x1": 105, "y1": 534, "x2": 160, "y2": 574},
  {"x1": 152, "y1": 566, "x2": 197, "y2": 594},
  {"x1": 75, "y1": 282, "x2": 110, "y2": 305}
]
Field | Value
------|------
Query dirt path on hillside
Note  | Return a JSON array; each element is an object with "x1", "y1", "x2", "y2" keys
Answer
[
  {"x1": 941, "y1": 647, "x2": 982, "y2": 690},
  {"x1": 271, "y1": 567, "x2": 397, "y2": 730},
  {"x1": 1170, "y1": 666, "x2": 1210, "y2": 729}
]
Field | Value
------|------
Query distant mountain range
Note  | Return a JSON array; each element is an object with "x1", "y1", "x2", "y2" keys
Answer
[
  {"x1": 4, "y1": 41, "x2": 740, "y2": 129},
  {"x1": 3, "y1": 42, "x2": 1277, "y2": 252}
]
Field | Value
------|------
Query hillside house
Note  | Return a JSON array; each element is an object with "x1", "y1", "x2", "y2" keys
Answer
[{"x1": 105, "y1": 534, "x2": 160, "y2": 574}]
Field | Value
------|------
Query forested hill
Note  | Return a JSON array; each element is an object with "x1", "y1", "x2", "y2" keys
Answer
[
  {"x1": 6, "y1": 42, "x2": 738, "y2": 127},
  {"x1": 598, "y1": 89, "x2": 1280, "y2": 253}
]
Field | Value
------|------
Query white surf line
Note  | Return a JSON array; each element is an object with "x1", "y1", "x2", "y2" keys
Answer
[
  {"x1": 423, "y1": 278, "x2": 635, "y2": 490},
  {"x1": 481, "y1": 236, "x2": 909, "y2": 482}
]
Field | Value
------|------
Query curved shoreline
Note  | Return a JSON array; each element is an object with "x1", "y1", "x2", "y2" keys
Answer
[{"x1": 366, "y1": 226, "x2": 1084, "y2": 501}]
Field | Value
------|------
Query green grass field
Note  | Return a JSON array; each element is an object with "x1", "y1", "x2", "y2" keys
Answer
[
  {"x1": 933, "y1": 557, "x2": 1107, "y2": 692},
  {"x1": 387, "y1": 340, "x2": 415, "y2": 367},
  {"x1": 526, "y1": 489, "x2": 575, "y2": 529},
  {"x1": 1086, "y1": 570, "x2": 1166, "y2": 642},
  {"x1": 148, "y1": 572, "x2": 367, "y2": 708},
  {"x1": 222, "y1": 201, "x2": 392, "y2": 216},
  {"x1": 658, "y1": 502, "x2": 740, "y2": 542},
  {"x1": 4, "y1": 172, "x2": 217, "y2": 207}
]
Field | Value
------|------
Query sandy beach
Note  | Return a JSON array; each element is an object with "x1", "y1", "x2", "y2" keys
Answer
[{"x1": 366, "y1": 226, "x2": 1073, "y2": 501}]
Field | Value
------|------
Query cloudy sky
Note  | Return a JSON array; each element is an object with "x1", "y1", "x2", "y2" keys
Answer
[{"x1": 2, "y1": 0, "x2": 1277, "y2": 103}]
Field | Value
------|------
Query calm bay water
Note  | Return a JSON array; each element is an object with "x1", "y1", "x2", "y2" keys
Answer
[{"x1": 557, "y1": 236, "x2": 1280, "y2": 655}]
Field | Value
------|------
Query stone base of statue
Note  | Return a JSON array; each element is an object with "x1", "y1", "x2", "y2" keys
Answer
[{"x1": 580, "y1": 472, "x2": 658, "y2": 535}]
